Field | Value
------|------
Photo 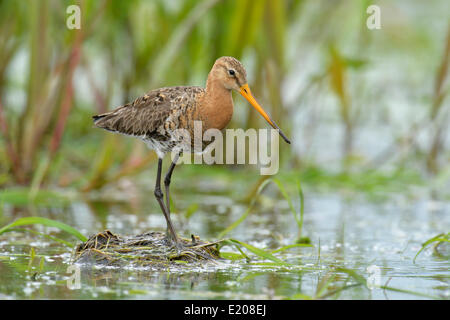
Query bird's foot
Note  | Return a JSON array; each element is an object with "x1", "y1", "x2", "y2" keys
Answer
[
  {"x1": 165, "y1": 233, "x2": 205, "y2": 257},
  {"x1": 165, "y1": 233, "x2": 219, "y2": 261}
]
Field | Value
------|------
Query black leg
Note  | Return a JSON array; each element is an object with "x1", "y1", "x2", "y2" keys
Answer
[
  {"x1": 164, "y1": 152, "x2": 181, "y2": 215},
  {"x1": 154, "y1": 157, "x2": 179, "y2": 244}
]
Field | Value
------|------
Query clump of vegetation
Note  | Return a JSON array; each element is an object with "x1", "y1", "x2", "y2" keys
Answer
[{"x1": 73, "y1": 229, "x2": 221, "y2": 268}]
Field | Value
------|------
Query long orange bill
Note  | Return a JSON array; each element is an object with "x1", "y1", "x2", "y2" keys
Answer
[{"x1": 239, "y1": 83, "x2": 291, "y2": 144}]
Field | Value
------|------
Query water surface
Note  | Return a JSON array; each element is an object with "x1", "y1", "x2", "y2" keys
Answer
[{"x1": 0, "y1": 177, "x2": 448, "y2": 300}]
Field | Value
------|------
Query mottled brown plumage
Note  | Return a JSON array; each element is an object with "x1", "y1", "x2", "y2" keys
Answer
[
  {"x1": 93, "y1": 85, "x2": 205, "y2": 157},
  {"x1": 92, "y1": 56, "x2": 290, "y2": 249}
]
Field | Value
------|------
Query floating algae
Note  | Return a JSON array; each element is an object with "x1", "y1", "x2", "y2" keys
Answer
[{"x1": 73, "y1": 230, "x2": 222, "y2": 269}]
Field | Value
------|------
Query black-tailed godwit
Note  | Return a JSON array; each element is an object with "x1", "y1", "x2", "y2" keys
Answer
[{"x1": 93, "y1": 56, "x2": 290, "y2": 248}]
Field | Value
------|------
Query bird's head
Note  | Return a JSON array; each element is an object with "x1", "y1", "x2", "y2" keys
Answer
[{"x1": 210, "y1": 56, "x2": 291, "y2": 144}]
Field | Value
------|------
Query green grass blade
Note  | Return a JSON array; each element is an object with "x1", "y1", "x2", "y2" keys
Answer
[
  {"x1": 225, "y1": 239, "x2": 290, "y2": 265},
  {"x1": 217, "y1": 178, "x2": 272, "y2": 239},
  {"x1": 296, "y1": 180, "x2": 305, "y2": 236},
  {"x1": 272, "y1": 178, "x2": 300, "y2": 225},
  {"x1": 315, "y1": 273, "x2": 337, "y2": 298},
  {"x1": 27, "y1": 247, "x2": 36, "y2": 272},
  {"x1": 0, "y1": 217, "x2": 87, "y2": 242},
  {"x1": 219, "y1": 251, "x2": 246, "y2": 260},
  {"x1": 336, "y1": 267, "x2": 367, "y2": 284},
  {"x1": 337, "y1": 267, "x2": 441, "y2": 299},
  {"x1": 318, "y1": 283, "x2": 362, "y2": 300},
  {"x1": 414, "y1": 232, "x2": 449, "y2": 263},
  {"x1": 379, "y1": 285, "x2": 442, "y2": 300},
  {"x1": 289, "y1": 293, "x2": 314, "y2": 300},
  {"x1": 185, "y1": 203, "x2": 199, "y2": 220},
  {"x1": 8, "y1": 227, "x2": 75, "y2": 247},
  {"x1": 218, "y1": 177, "x2": 309, "y2": 243}
]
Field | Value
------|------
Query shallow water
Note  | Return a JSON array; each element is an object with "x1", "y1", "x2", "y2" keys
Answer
[{"x1": 0, "y1": 178, "x2": 448, "y2": 300}]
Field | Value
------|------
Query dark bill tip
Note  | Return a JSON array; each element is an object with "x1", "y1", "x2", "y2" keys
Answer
[{"x1": 273, "y1": 122, "x2": 291, "y2": 144}]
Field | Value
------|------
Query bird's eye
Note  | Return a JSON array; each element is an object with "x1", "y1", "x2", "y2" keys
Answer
[{"x1": 228, "y1": 69, "x2": 235, "y2": 76}]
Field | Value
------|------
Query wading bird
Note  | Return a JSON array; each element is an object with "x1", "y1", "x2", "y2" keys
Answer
[{"x1": 93, "y1": 56, "x2": 290, "y2": 249}]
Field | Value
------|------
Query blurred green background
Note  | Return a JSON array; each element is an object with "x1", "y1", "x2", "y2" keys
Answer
[{"x1": 0, "y1": 0, "x2": 449, "y2": 194}]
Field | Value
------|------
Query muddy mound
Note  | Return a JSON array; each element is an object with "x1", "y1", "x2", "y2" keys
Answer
[{"x1": 73, "y1": 230, "x2": 222, "y2": 268}]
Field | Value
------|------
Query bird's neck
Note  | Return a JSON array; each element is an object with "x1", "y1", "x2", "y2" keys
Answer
[{"x1": 200, "y1": 77, "x2": 234, "y2": 131}]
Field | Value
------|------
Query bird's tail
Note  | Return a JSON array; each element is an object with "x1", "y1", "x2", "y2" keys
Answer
[
  {"x1": 92, "y1": 113, "x2": 106, "y2": 122},
  {"x1": 92, "y1": 112, "x2": 113, "y2": 129}
]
